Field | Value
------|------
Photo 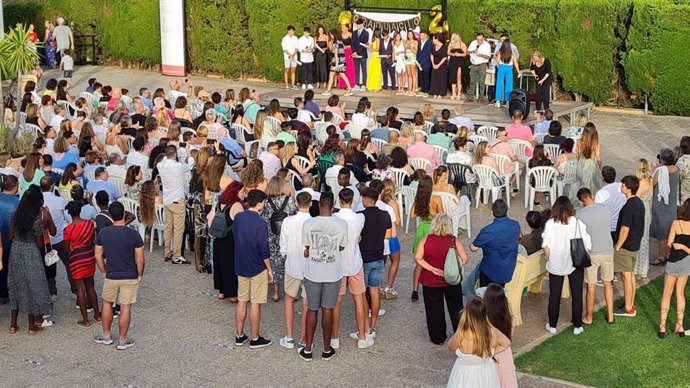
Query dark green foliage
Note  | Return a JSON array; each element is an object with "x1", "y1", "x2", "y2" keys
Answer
[{"x1": 2, "y1": 2, "x2": 44, "y2": 33}]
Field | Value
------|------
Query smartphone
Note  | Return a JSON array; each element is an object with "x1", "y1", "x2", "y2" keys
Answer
[
  {"x1": 207, "y1": 139, "x2": 216, "y2": 145},
  {"x1": 179, "y1": 142, "x2": 186, "y2": 147}
]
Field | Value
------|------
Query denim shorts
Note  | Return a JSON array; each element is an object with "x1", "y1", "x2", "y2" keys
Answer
[
  {"x1": 63, "y1": 70, "x2": 73, "y2": 78},
  {"x1": 363, "y1": 259, "x2": 385, "y2": 288}
]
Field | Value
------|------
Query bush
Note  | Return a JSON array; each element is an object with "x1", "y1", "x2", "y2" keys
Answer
[
  {"x1": 98, "y1": 1, "x2": 161, "y2": 65},
  {"x1": 623, "y1": 0, "x2": 690, "y2": 115},
  {"x1": 2, "y1": 2, "x2": 44, "y2": 34}
]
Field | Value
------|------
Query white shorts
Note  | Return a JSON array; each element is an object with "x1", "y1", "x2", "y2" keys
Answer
[{"x1": 284, "y1": 59, "x2": 297, "y2": 69}]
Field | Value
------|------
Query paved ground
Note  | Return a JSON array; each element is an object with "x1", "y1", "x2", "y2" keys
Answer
[{"x1": 1, "y1": 66, "x2": 687, "y2": 387}]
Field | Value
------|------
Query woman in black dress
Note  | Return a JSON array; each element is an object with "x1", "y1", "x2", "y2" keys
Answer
[
  {"x1": 212, "y1": 181, "x2": 244, "y2": 302},
  {"x1": 530, "y1": 50, "x2": 552, "y2": 111},
  {"x1": 429, "y1": 34, "x2": 449, "y2": 99},
  {"x1": 447, "y1": 33, "x2": 468, "y2": 100},
  {"x1": 314, "y1": 25, "x2": 330, "y2": 89}
]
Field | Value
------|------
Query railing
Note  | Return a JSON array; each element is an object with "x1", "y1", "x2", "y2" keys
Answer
[{"x1": 74, "y1": 34, "x2": 98, "y2": 65}]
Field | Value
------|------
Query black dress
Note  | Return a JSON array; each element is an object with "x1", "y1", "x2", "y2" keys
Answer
[
  {"x1": 448, "y1": 48, "x2": 465, "y2": 85},
  {"x1": 284, "y1": 157, "x2": 304, "y2": 191},
  {"x1": 430, "y1": 44, "x2": 449, "y2": 96},
  {"x1": 315, "y1": 40, "x2": 329, "y2": 83},
  {"x1": 212, "y1": 204, "x2": 238, "y2": 298}
]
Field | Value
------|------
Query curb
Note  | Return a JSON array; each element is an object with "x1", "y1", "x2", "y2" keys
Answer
[{"x1": 517, "y1": 372, "x2": 594, "y2": 388}]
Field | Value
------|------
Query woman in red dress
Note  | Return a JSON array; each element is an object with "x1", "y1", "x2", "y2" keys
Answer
[{"x1": 64, "y1": 201, "x2": 101, "y2": 328}]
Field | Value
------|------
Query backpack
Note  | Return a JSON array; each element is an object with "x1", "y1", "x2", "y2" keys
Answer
[
  {"x1": 208, "y1": 200, "x2": 231, "y2": 239},
  {"x1": 268, "y1": 197, "x2": 289, "y2": 235}
]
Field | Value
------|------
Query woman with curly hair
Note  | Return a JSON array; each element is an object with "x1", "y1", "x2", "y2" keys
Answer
[
  {"x1": 212, "y1": 181, "x2": 245, "y2": 302},
  {"x1": 240, "y1": 159, "x2": 267, "y2": 192},
  {"x1": 410, "y1": 175, "x2": 440, "y2": 301}
]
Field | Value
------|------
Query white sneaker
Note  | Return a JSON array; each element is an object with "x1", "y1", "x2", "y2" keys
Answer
[
  {"x1": 357, "y1": 336, "x2": 374, "y2": 349},
  {"x1": 321, "y1": 91, "x2": 332, "y2": 96},
  {"x1": 573, "y1": 327, "x2": 584, "y2": 335},
  {"x1": 368, "y1": 308, "x2": 386, "y2": 318},
  {"x1": 545, "y1": 323, "x2": 557, "y2": 334},
  {"x1": 285, "y1": 86, "x2": 290, "y2": 90},
  {"x1": 307, "y1": 84, "x2": 314, "y2": 90},
  {"x1": 301, "y1": 84, "x2": 306, "y2": 90},
  {"x1": 279, "y1": 336, "x2": 295, "y2": 349},
  {"x1": 330, "y1": 338, "x2": 340, "y2": 349},
  {"x1": 360, "y1": 86, "x2": 367, "y2": 92},
  {"x1": 344, "y1": 91, "x2": 354, "y2": 97}
]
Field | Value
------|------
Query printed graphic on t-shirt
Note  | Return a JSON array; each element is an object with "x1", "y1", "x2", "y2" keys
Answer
[{"x1": 309, "y1": 232, "x2": 339, "y2": 264}]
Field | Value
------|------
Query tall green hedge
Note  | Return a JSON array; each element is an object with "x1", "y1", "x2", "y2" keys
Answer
[
  {"x1": 623, "y1": 0, "x2": 690, "y2": 115},
  {"x1": 4, "y1": 0, "x2": 690, "y2": 115}
]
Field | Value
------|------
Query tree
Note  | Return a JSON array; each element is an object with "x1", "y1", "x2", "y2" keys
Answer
[{"x1": 0, "y1": 24, "x2": 42, "y2": 126}]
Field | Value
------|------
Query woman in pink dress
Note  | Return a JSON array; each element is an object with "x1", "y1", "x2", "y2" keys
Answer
[
  {"x1": 483, "y1": 283, "x2": 518, "y2": 388},
  {"x1": 338, "y1": 24, "x2": 356, "y2": 89}
]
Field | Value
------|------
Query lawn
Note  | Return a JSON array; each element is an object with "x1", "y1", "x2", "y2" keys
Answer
[{"x1": 515, "y1": 276, "x2": 690, "y2": 387}]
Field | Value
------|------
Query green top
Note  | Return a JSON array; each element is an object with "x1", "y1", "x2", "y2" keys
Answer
[{"x1": 19, "y1": 169, "x2": 45, "y2": 196}]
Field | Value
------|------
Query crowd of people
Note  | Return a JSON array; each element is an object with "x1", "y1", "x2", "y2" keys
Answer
[
  {"x1": 280, "y1": 22, "x2": 553, "y2": 110},
  {"x1": 1, "y1": 61, "x2": 690, "y2": 386}
]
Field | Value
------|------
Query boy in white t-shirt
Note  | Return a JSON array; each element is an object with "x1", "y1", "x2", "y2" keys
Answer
[
  {"x1": 278, "y1": 192, "x2": 313, "y2": 350},
  {"x1": 60, "y1": 49, "x2": 74, "y2": 85}
]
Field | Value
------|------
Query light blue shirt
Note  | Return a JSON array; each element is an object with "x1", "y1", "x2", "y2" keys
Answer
[
  {"x1": 220, "y1": 138, "x2": 245, "y2": 166},
  {"x1": 86, "y1": 179, "x2": 120, "y2": 201}
]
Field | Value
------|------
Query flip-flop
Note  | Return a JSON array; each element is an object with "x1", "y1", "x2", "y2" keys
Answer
[
  {"x1": 8, "y1": 326, "x2": 18, "y2": 334},
  {"x1": 77, "y1": 321, "x2": 91, "y2": 329},
  {"x1": 650, "y1": 261, "x2": 666, "y2": 266}
]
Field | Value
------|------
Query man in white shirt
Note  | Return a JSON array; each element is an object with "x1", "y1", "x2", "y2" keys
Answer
[
  {"x1": 54, "y1": 17, "x2": 74, "y2": 54},
  {"x1": 278, "y1": 192, "x2": 313, "y2": 350},
  {"x1": 126, "y1": 137, "x2": 149, "y2": 168},
  {"x1": 333, "y1": 188, "x2": 374, "y2": 349},
  {"x1": 294, "y1": 98, "x2": 314, "y2": 128},
  {"x1": 296, "y1": 174, "x2": 321, "y2": 216},
  {"x1": 448, "y1": 106, "x2": 474, "y2": 130},
  {"x1": 298, "y1": 27, "x2": 315, "y2": 90},
  {"x1": 466, "y1": 32, "x2": 492, "y2": 102},
  {"x1": 325, "y1": 152, "x2": 358, "y2": 190},
  {"x1": 281, "y1": 25, "x2": 299, "y2": 90},
  {"x1": 50, "y1": 105, "x2": 67, "y2": 128},
  {"x1": 595, "y1": 166, "x2": 627, "y2": 238},
  {"x1": 258, "y1": 142, "x2": 283, "y2": 179},
  {"x1": 168, "y1": 79, "x2": 193, "y2": 103},
  {"x1": 350, "y1": 101, "x2": 376, "y2": 129},
  {"x1": 334, "y1": 168, "x2": 363, "y2": 212},
  {"x1": 157, "y1": 146, "x2": 191, "y2": 265},
  {"x1": 40, "y1": 176, "x2": 75, "y2": 297},
  {"x1": 300, "y1": 193, "x2": 348, "y2": 361}
]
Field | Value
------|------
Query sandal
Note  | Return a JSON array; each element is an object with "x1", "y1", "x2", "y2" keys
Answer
[
  {"x1": 28, "y1": 327, "x2": 43, "y2": 336},
  {"x1": 659, "y1": 324, "x2": 667, "y2": 339},
  {"x1": 228, "y1": 297, "x2": 238, "y2": 304},
  {"x1": 77, "y1": 320, "x2": 91, "y2": 329},
  {"x1": 8, "y1": 326, "x2": 18, "y2": 334},
  {"x1": 218, "y1": 293, "x2": 225, "y2": 300}
]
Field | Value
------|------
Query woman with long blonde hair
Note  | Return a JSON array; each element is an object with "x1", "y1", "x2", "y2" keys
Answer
[
  {"x1": 573, "y1": 122, "x2": 602, "y2": 198},
  {"x1": 448, "y1": 33, "x2": 468, "y2": 100},
  {"x1": 420, "y1": 103, "x2": 436, "y2": 124},
  {"x1": 472, "y1": 141, "x2": 499, "y2": 171},
  {"x1": 635, "y1": 158, "x2": 654, "y2": 276},
  {"x1": 156, "y1": 108, "x2": 171, "y2": 129},
  {"x1": 447, "y1": 296, "x2": 510, "y2": 387}
]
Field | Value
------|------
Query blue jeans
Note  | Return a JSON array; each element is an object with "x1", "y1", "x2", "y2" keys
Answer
[
  {"x1": 495, "y1": 63, "x2": 514, "y2": 103},
  {"x1": 363, "y1": 259, "x2": 385, "y2": 288},
  {"x1": 461, "y1": 264, "x2": 480, "y2": 305}
]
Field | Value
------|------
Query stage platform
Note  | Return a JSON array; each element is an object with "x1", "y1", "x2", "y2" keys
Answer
[{"x1": 258, "y1": 87, "x2": 593, "y2": 128}]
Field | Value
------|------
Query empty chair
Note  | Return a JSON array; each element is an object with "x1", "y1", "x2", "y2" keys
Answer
[
  {"x1": 477, "y1": 126, "x2": 498, "y2": 143},
  {"x1": 472, "y1": 164, "x2": 510, "y2": 208},
  {"x1": 150, "y1": 204, "x2": 166, "y2": 252},
  {"x1": 344, "y1": 124, "x2": 366, "y2": 140},
  {"x1": 525, "y1": 166, "x2": 559, "y2": 210},
  {"x1": 433, "y1": 191, "x2": 472, "y2": 237},
  {"x1": 395, "y1": 185, "x2": 417, "y2": 233}
]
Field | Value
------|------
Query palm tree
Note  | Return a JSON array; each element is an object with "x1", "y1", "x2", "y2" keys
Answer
[{"x1": 0, "y1": 24, "x2": 42, "y2": 126}]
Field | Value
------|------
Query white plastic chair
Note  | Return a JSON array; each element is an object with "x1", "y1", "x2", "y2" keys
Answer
[
  {"x1": 22, "y1": 123, "x2": 43, "y2": 138},
  {"x1": 286, "y1": 169, "x2": 302, "y2": 193},
  {"x1": 119, "y1": 197, "x2": 146, "y2": 239},
  {"x1": 557, "y1": 160, "x2": 578, "y2": 197},
  {"x1": 231, "y1": 123, "x2": 250, "y2": 145},
  {"x1": 79, "y1": 92, "x2": 98, "y2": 109},
  {"x1": 424, "y1": 121, "x2": 435, "y2": 133},
  {"x1": 83, "y1": 170, "x2": 96, "y2": 183},
  {"x1": 534, "y1": 133, "x2": 545, "y2": 145},
  {"x1": 409, "y1": 157, "x2": 432, "y2": 172},
  {"x1": 371, "y1": 138, "x2": 388, "y2": 154},
  {"x1": 105, "y1": 145, "x2": 125, "y2": 159},
  {"x1": 191, "y1": 108, "x2": 202, "y2": 120},
  {"x1": 109, "y1": 176, "x2": 127, "y2": 199},
  {"x1": 58, "y1": 187, "x2": 72, "y2": 201},
  {"x1": 391, "y1": 167, "x2": 411, "y2": 190},
  {"x1": 468, "y1": 134, "x2": 488, "y2": 146},
  {"x1": 472, "y1": 164, "x2": 510, "y2": 208},
  {"x1": 331, "y1": 113, "x2": 344, "y2": 126},
  {"x1": 396, "y1": 185, "x2": 417, "y2": 233},
  {"x1": 544, "y1": 144, "x2": 562, "y2": 161},
  {"x1": 477, "y1": 126, "x2": 498, "y2": 143},
  {"x1": 150, "y1": 204, "x2": 166, "y2": 252},
  {"x1": 508, "y1": 139, "x2": 533, "y2": 166},
  {"x1": 266, "y1": 116, "x2": 282, "y2": 132},
  {"x1": 344, "y1": 124, "x2": 365, "y2": 140},
  {"x1": 490, "y1": 153, "x2": 520, "y2": 192},
  {"x1": 326, "y1": 176, "x2": 341, "y2": 197},
  {"x1": 433, "y1": 191, "x2": 472, "y2": 237},
  {"x1": 525, "y1": 166, "x2": 559, "y2": 210},
  {"x1": 294, "y1": 156, "x2": 312, "y2": 172},
  {"x1": 107, "y1": 165, "x2": 127, "y2": 179},
  {"x1": 431, "y1": 144, "x2": 449, "y2": 163},
  {"x1": 57, "y1": 100, "x2": 76, "y2": 119}
]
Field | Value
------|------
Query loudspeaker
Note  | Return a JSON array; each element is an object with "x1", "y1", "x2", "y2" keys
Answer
[{"x1": 508, "y1": 89, "x2": 530, "y2": 120}]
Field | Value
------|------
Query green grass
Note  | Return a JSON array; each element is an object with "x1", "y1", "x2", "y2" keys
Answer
[{"x1": 515, "y1": 276, "x2": 690, "y2": 387}]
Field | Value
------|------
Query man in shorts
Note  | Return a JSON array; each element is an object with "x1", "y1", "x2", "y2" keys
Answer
[
  {"x1": 300, "y1": 193, "x2": 348, "y2": 361},
  {"x1": 232, "y1": 190, "x2": 274, "y2": 348},
  {"x1": 93, "y1": 202, "x2": 145, "y2": 350},
  {"x1": 577, "y1": 188, "x2": 615, "y2": 324},
  {"x1": 358, "y1": 188, "x2": 392, "y2": 338},
  {"x1": 613, "y1": 176, "x2": 645, "y2": 318},
  {"x1": 333, "y1": 188, "x2": 374, "y2": 349},
  {"x1": 278, "y1": 192, "x2": 313, "y2": 350},
  {"x1": 281, "y1": 25, "x2": 299, "y2": 90}
]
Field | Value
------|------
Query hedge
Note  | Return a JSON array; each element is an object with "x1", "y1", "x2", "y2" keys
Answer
[
  {"x1": 623, "y1": 0, "x2": 690, "y2": 115},
  {"x1": 3, "y1": 0, "x2": 690, "y2": 115}
]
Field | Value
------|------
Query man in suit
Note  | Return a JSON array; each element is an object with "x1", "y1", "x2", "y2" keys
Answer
[
  {"x1": 351, "y1": 18, "x2": 369, "y2": 91},
  {"x1": 379, "y1": 30, "x2": 395, "y2": 91},
  {"x1": 416, "y1": 31, "x2": 432, "y2": 97}
]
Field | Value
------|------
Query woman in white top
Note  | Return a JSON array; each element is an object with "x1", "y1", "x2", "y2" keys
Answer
[
  {"x1": 393, "y1": 34, "x2": 407, "y2": 95},
  {"x1": 542, "y1": 196, "x2": 591, "y2": 335}
]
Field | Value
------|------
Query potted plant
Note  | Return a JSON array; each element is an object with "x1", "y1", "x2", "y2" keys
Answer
[{"x1": 0, "y1": 24, "x2": 42, "y2": 126}]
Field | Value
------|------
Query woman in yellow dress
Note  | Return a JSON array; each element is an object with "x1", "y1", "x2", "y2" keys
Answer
[{"x1": 366, "y1": 28, "x2": 382, "y2": 92}]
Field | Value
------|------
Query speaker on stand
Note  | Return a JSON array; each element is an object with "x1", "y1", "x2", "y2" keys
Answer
[{"x1": 508, "y1": 89, "x2": 530, "y2": 119}]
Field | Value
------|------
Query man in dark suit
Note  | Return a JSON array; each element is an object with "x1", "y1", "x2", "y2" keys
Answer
[
  {"x1": 379, "y1": 30, "x2": 395, "y2": 91},
  {"x1": 416, "y1": 31, "x2": 432, "y2": 97},
  {"x1": 351, "y1": 18, "x2": 369, "y2": 91}
]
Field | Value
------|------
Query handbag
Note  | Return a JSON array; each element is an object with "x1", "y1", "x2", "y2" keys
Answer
[
  {"x1": 444, "y1": 237, "x2": 464, "y2": 285},
  {"x1": 570, "y1": 218, "x2": 591, "y2": 268},
  {"x1": 43, "y1": 227, "x2": 59, "y2": 267}
]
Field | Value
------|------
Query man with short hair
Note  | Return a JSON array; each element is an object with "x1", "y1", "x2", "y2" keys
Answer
[
  {"x1": 595, "y1": 166, "x2": 627, "y2": 240},
  {"x1": 40, "y1": 176, "x2": 74, "y2": 298},
  {"x1": 333, "y1": 188, "x2": 373, "y2": 349},
  {"x1": 351, "y1": 19, "x2": 370, "y2": 92},
  {"x1": 298, "y1": 27, "x2": 315, "y2": 90},
  {"x1": 427, "y1": 124, "x2": 452, "y2": 149},
  {"x1": 613, "y1": 176, "x2": 645, "y2": 318},
  {"x1": 406, "y1": 132, "x2": 441, "y2": 174},
  {"x1": 287, "y1": 108, "x2": 308, "y2": 133},
  {"x1": 416, "y1": 31, "x2": 432, "y2": 97},
  {"x1": 577, "y1": 188, "x2": 615, "y2": 324},
  {"x1": 380, "y1": 30, "x2": 396, "y2": 91},
  {"x1": 434, "y1": 109, "x2": 458, "y2": 134},
  {"x1": 334, "y1": 167, "x2": 363, "y2": 211},
  {"x1": 233, "y1": 190, "x2": 274, "y2": 349},
  {"x1": 51, "y1": 105, "x2": 66, "y2": 128},
  {"x1": 448, "y1": 106, "x2": 474, "y2": 130},
  {"x1": 300, "y1": 193, "x2": 348, "y2": 361},
  {"x1": 282, "y1": 25, "x2": 299, "y2": 90},
  {"x1": 278, "y1": 192, "x2": 313, "y2": 350},
  {"x1": 0, "y1": 175, "x2": 19, "y2": 302},
  {"x1": 93, "y1": 201, "x2": 145, "y2": 350},
  {"x1": 295, "y1": 174, "x2": 321, "y2": 217},
  {"x1": 258, "y1": 141, "x2": 282, "y2": 179},
  {"x1": 168, "y1": 79, "x2": 193, "y2": 102},
  {"x1": 54, "y1": 17, "x2": 74, "y2": 55},
  {"x1": 157, "y1": 146, "x2": 191, "y2": 265},
  {"x1": 325, "y1": 151, "x2": 358, "y2": 184},
  {"x1": 466, "y1": 32, "x2": 492, "y2": 102},
  {"x1": 127, "y1": 137, "x2": 149, "y2": 168},
  {"x1": 294, "y1": 98, "x2": 314, "y2": 127},
  {"x1": 130, "y1": 100, "x2": 148, "y2": 127},
  {"x1": 470, "y1": 199, "x2": 521, "y2": 286},
  {"x1": 86, "y1": 167, "x2": 120, "y2": 201}
]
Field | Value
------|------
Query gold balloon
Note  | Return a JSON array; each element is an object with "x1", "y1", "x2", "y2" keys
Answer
[
  {"x1": 428, "y1": 5, "x2": 450, "y2": 42},
  {"x1": 338, "y1": 11, "x2": 353, "y2": 27}
]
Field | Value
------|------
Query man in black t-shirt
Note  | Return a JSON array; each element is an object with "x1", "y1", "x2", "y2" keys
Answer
[
  {"x1": 613, "y1": 175, "x2": 645, "y2": 318},
  {"x1": 358, "y1": 188, "x2": 392, "y2": 336}
]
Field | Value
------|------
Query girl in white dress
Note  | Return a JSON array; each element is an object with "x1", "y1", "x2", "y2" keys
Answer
[
  {"x1": 393, "y1": 33, "x2": 407, "y2": 95},
  {"x1": 447, "y1": 296, "x2": 511, "y2": 388}
]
